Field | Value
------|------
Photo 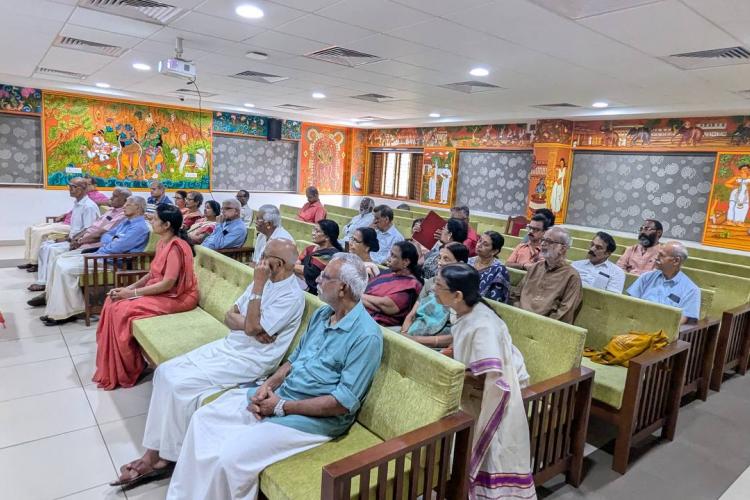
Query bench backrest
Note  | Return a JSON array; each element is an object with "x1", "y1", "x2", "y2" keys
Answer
[
  {"x1": 325, "y1": 204, "x2": 359, "y2": 217},
  {"x1": 279, "y1": 204, "x2": 298, "y2": 219},
  {"x1": 281, "y1": 217, "x2": 315, "y2": 242},
  {"x1": 194, "y1": 246, "x2": 254, "y2": 322}
]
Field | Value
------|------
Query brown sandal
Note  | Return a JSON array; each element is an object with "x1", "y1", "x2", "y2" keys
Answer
[{"x1": 110, "y1": 460, "x2": 175, "y2": 490}]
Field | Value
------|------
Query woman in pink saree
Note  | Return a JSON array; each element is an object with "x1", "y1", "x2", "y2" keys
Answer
[{"x1": 93, "y1": 204, "x2": 198, "y2": 390}]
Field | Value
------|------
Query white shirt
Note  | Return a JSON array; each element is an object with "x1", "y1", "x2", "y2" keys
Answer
[
  {"x1": 343, "y1": 212, "x2": 374, "y2": 242},
  {"x1": 571, "y1": 258, "x2": 625, "y2": 293},
  {"x1": 240, "y1": 204, "x2": 254, "y2": 224},
  {"x1": 254, "y1": 225, "x2": 294, "y2": 264},
  {"x1": 70, "y1": 196, "x2": 101, "y2": 236},
  {"x1": 370, "y1": 224, "x2": 404, "y2": 264}
]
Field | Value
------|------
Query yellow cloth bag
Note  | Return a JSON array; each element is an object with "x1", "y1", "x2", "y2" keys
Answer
[{"x1": 583, "y1": 330, "x2": 669, "y2": 367}]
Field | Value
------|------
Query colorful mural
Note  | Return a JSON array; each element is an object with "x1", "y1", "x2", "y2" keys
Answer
[
  {"x1": 348, "y1": 128, "x2": 367, "y2": 194},
  {"x1": 421, "y1": 148, "x2": 457, "y2": 207},
  {"x1": 43, "y1": 93, "x2": 211, "y2": 190},
  {"x1": 703, "y1": 152, "x2": 750, "y2": 251},
  {"x1": 536, "y1": 119, "x2": 574, "y2": 144},
  {"x1": 299, "y1": 123, "x2": 347, "y2": 194},
  {"x1": 572, "y1": 116, "x2": 750, "y2": 151},
  {"x1": 282, "y1": 119, "x2": 302, "y2": 141},
  {"x1": 367, "y1": 123, "x2": 535, "y2": 149},
  {"x1": 0, "y1": 85, "x2": 42, "y2": 114},
  {"x1": 212, "y1": 111, "x2": 267, "y2": 137},
  {"x1": 526, "y1": 144, "x2": 572, "y2": 222}
]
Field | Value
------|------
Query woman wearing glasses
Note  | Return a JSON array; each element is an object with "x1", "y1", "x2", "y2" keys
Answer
[
  {"x1": 294, "y1": 219, "x2": 343, "y2": 295},
  {"x1": 348, "y1": 227, "x2": 381, "y2": 279}
]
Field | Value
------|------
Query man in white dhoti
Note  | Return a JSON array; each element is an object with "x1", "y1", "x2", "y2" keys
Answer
[
  {"x1": 166, "y1": 253, "x2": 383, "y2": 500},
  {"x1": 439, "y1": 165, "x2": 452, "y2": 204},
  {"x1": 29, "y1": 187, "x2": 129, "y2": 293},
  {"x1": 19, "y1": 177, "x2": 100, "y2": 273},
  {"x1": 252, "y1": 204, "x2": 293, "y2": 267},
  {"x1": 110, "y1": 238, "x2": 304, "y2": 490}
]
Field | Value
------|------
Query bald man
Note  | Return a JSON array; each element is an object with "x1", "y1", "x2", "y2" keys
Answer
[{"x1": 112, "y1": 239, "x2": 305, "y2": 489}]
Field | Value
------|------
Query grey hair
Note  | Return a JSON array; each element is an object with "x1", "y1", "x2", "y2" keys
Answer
[
  {"x1": 330, "y1": 252, "x2": 368, "y2": 301},
  {"x1": 548, "y1": 227, "x2": 571, "y2": 248},
  {"x1": 128, "y1": 195, "x2": 147, "y2": 213},
  {"x1": 360, "y1": 197, "x2": 375, "y2": 212},
  {"x1": 667, "y1": 241, "x2": 689, "y2": 262},
  {"x1": 150, "y1": 180, "x2": 165, "y2": 189},
  {"x1": 222, "y1": 198, "x2": 241, "y2": 210},
  {"x1": 257, "y1": 204, "x2": 281, "y2": 227},
  {"x1": 113, "y1": 187, "x2": 132, "y2": 198}
]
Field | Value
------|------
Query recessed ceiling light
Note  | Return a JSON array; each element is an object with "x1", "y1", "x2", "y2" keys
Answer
[
  {"x1": 95, "y1": 82, "x2": 110, "y2": 88},
  {"x1": 469, "y1": 67, "x2": 489, "y2": 77},
  {"x1": 132, "y1": 62, "x2": 151, "y2": 71},
  {"x1": 245, "y1": 51, "x2": 268, "y2": 60},
  {"x1": 312, "y1": 92, "x2": 326, "y2": 99},
  {"x1": 236, "y1": 4, "x2": 264, "y2": 19},
  {"x1": 243, "y1": 103, "x2": 255, "y2": 108},
  {"x1": 592, "y1": 101, "x2": 609, "y2": 108},
  {"x1": 429, "y1": 113, "x2": 441, "y2": 118}
]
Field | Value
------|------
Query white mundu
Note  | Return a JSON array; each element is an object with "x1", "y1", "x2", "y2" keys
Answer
[
  {"x1": 24, "y1": 196, "x2": 99, "y2": 264},
  {"x1": 141, "y1": 275, "x2": 305, "y2": 461}
]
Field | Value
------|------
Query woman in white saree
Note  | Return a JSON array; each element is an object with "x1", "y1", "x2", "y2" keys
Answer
[{"x1": 433, "y1": 263, "x2": 536, "y2": 500}]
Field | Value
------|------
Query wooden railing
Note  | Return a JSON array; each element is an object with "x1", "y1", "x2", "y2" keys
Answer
[
  {"x1": 711, "y1": 303, "x2": 750, "y2": 390},
  {"x1": 678, "y1": 319, "x2": 721, "y2": 401},
  {"x1": 215, "y1": 245, "x2": 255, "y2": 265}
]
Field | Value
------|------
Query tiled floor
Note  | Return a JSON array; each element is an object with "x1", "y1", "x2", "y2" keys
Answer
[{"x1": 1, "y1": 264, "x2": 749, "y2": 499}]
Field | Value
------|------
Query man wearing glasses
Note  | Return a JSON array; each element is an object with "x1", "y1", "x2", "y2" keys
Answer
[
  {"x1": 616, "y1": 219, "x2": 663, "y2": 276},
  {"x1": 506, "y1": 214, "x2": 549, "y2": 270},
  {"x1": 252, "y1": 205, "x2": 294, "y2": 267},
  {"x1": 202, "y1": 199, "x2": 248, "y2": 251},
  {"x1": 111, "y1": 239, "x2": 305, "y2": 489},
  {"x1": 236, "y1": 189, "x2": 253, "y2": 224},
  {"x1": 511, "y1": 227, "x2": 582, "y2": 324}
]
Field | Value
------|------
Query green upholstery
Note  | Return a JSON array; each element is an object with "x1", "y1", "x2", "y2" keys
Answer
[
  {"x1": 393, "y1": 216, "x2": 413, "y2": 238},
  {"x1": 281, "y1": 217, "x2": 315, "y2": 242},
  {"x1": 392, "y1": 207, "x2": 413, "y2": 219},
  {"x1": 295, "y1": 239, "x2": 312, "y2": 253},
  {"x1": 579, "y1": 359, "x2": 627, "y2": 409},
  {"x1": 699, "y1": 288, "x2": 714, "y2": 321},
  {"x1": 144, "y1": 231, "x2": 159, "y2": 253},
  {"x1": 279, "y1": 204, "x2": 298, "y2": 219},
  {"x1": 243, "y1": 227, "x2": 256, "y2": 247},
  {"x1": 325, "y1": 212, "x2": 351, "y2": 229},
  {"x1": 325, "y1": 205, "x2": 358, "y2": 218},
  {"x1": 78, "y1": 270, "x2": 115, "y2": 287}
]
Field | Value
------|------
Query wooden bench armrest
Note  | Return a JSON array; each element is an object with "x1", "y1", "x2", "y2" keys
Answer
[
  {"x1": 114, "y1": 269, "x2": 150, "y2": 287},
  {"x1": 628, "y1": 339, "x2": 690, "y2": 369},
  {"x1": 679, "y1": 317, "x2": 721, "y2": 334},
  {"x1": 522, "y1": 367, "x2": 594, "y2": 400},
  {"x1": 724, "y1": 301, "x2": 750, "y2": 317}
]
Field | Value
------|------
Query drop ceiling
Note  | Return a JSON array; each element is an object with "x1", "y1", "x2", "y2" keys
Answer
[{"x1": 2, "y1": 0, "x2": 750, "y2": 128}]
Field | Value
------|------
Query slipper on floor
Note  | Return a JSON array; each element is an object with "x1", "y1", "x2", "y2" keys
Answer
[
  {"x1": 110, "y1": 462, "x2": 175, "y2": 490},
  {"x1": 27, "y1": 284, "x2": 45, "y2": 292}
]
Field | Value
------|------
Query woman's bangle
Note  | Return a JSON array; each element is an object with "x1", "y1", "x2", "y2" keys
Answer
[{"x1": 133, "y1": 289, "x2": 138, "y2": 297}]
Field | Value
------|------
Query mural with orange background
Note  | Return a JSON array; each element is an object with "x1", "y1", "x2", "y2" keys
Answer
[{"x1": 299, "y1": 123, "x2": 348, "y2": 194}]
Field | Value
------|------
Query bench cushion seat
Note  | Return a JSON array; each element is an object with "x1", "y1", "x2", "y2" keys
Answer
[{"x1": 581, "y1": 358, "x2": 627, "y2": 409}]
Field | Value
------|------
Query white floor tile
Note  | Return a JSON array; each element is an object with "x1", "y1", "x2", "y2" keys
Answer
[
  {"x1": 57, "y1": 483, "x2": 127, "y2": 499},
  {"x1": 0, "y1": 333, "x2": 68, "y2": 368},
  {"x1": 0, "y1": 427, "x2": 116, "y2": 500},
  {"x1": 720, "y1": 464, "x2": 750, "y2": 499},
  {"x1": 125, "y1": 483, "x2": 169, "y2": 500},
  {"x1": 84, "y1": 382, "x2": 153, "y2": 425},
  {"x1": 99, "y1": 415, "x2": 148, "y2": 473},
  {"x1": 72, "y1": 353, "x2": 96, "y2": 386},
  {"x1": 60, "y1": 319, "x2": 98, "y2": 333},
  {"x1": 0, "y1": 357, "x2": 81, "y2": 402},
  {"x1": 0, "y1": 305, "x2": 64, "y2": 342},
  {"x1": 0, "y1": 387, "x2": 96, "y2": 448},
  {"x1": 63, "y1": 326, "x2": 98, "y2": 356}
]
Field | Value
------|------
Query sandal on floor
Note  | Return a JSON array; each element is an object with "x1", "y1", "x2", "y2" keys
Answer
[
  {"x1": 27, "y1": 284, "x2": 45, "y2": 292},
  {"x1": 110, "y1": 461, "x2": 175, "y2": 490}
]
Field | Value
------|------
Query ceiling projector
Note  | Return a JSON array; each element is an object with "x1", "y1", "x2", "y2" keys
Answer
[{"x1": 158, "y1": 37, "x2": 197, "y2": 79}]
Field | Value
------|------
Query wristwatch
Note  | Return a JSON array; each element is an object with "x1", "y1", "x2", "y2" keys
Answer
[
  {"x1": 273, "y1": 398, "x2": 287, "y2": 417},
  {"x1": 248, "y1": 292, "x2": 262, "y2": 302}
]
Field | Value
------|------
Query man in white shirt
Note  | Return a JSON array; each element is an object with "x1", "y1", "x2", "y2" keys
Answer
[
  {"x1": 110, "y1": 238, "x2": 305, "y2": 489},
  {"x1": 571, "y1": 231, "x2": 625, "y2": 293},
  {"x1": 342, "y1": 197, "x2": 375, "y2": 243},
  {"x1": 236, "y1": 189, "x2": 253, "y2": 224},
  {"x1": 252, "y1": 204, "x2": 294, "y2": 267},
  {"x1": 370, "y1": 205, "x2": 404, "y2": 264}
]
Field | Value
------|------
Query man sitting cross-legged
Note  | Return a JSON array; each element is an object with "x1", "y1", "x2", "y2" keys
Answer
[
  {"x1": 111, "y1": 238, "x2": 304, "y2": 490},
  {"x1": 165, "y1": 253, "x2": 383, "y2": 500}
]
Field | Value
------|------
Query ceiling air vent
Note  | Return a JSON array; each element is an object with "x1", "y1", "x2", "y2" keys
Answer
[
  {"x1": 351, "y1": 93, "x2": 395, "y2": 103},
  {"x1": 35, "y1": 67, "x2": 88, "y2": 80},
  {"x1": 438, "y1": 80, "x2": 503, "y2": 94},
  {"x1": 305, "y1": 46, "x2": 382, "y2": 67},
  {"x1": 276, "y1": 104, "x2": 314, "y2": 111},
  {"x1": 660, "y1": 46, "x2": 750, "y2": 70},
  {"x1": 531, "y1": 103, "x2": 581, "y2": 109},
  {"x1": 231, "y1": 70, "x2": 289, "y2": 84},
  {"x1": 174, "y1": 88, "x2": 217, "y2": 98},
  {"x1": 54, "y1": 35, "x2": 127, "y2": 57},
  {"x1": 78, "y1": 0, "x2": 183, "y2": 25}
]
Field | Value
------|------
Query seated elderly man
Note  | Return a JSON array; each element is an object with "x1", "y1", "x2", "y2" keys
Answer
[
  {"x1": 297, "y1": 186, "x2": 327, "y2": 223},
  {"x1": 165, "y1": 253, "x2": 383, "y2": 500},
  {"x1": 510, "y1": 227, "x2": 583, "y2": 324},
  {"x1": 370, "y1": 204, "x2": 405, "y2": 265},
  {"x1": 617, "y1": 219, "x2": 662, "y2": 276},
  {"x1": 146, "y1": 180, "x2": 173, "y2": 216},
  {"x1": 571, "y1": 231, "x2": 625, "y2": 293},
  {"x1": 342, "y1": 197, "x2": 375, "y2": 243},
  {"x1": 28, "y1": 196, "x2": 151, "y2": 326},
  {"x1": 202, "y1": 199, "x2": 247, "y2": 251},
  {"x1": 236, "y1": 189, "x2": 253, "y2": 223},
  {"x1": 29, "y1": 187, "x2": 130, "y2": 293},
  {"x1": 111, "y1": 239, "x2": 304, "y2": 490},
  {"x1": 627, "y1": 241, "x2": 701, "y2": 325},
  {"x1": 253, "y1": 204, "x2": 294, "y2": 267},
  {"x1": 18, "y1": 177, "x2": 101, "y2": 273},
  {"x1": 506, "y1": 214, "x2": 549, "y2": 270}
]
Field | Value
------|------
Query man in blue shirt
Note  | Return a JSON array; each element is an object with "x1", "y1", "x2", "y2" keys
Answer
[
  {"x1": 370, "y1": 204, "x2": 404, "y2": 264},
  {"x1": 627, "y1": 241, "x2": 701, "y2": 325},
  {"x1": 32, "y1": 196, "x2": 151, "y2": 326},
  {"x1": 202, "y1": 198, "x2": 248, "y2": 250},
  {"x1": 166, "y1": 253, "x2": 383, "y2": 500},
  {"x1": 146, "y1": 180, "x2": 173, "y2": 216}
]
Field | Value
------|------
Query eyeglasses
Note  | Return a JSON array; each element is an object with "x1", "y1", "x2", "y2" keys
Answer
[
  {"x1": 174, "y1": 196, "x2": 184, "y2": 200},
  {"x1": 526, "y1": 225, "x2": 544, "y2": 233},
  {"x1": 639, "y1": 226, "x2": 657, "y2": 232},
  {"x1": 540, "y1": 238, "x2": 565, "y2": 246},
  {"x1": 351, "y1": 237, "x2": 363, "y2": 244},
  {"x1": 221, "y1": 207, "x2": 237, "y2": 212}
]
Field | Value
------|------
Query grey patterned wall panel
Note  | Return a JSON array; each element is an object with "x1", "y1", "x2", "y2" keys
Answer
[
  {"x1": 212, "y1": 135, "x2": 298, "y2": 192},
  {"x1": 0, "y1": 114, "x2": 42, "y2": 184},
  {"x1": 455, "y1": 151, "x2": 532, "y2": 215},
  {"x1": 567, "y1": 152, "x2": 715, "y2": 241}
]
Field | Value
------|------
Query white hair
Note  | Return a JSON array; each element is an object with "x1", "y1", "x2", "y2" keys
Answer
[
  {"x1": 257, "y1": 204, "x2": 281, "y2": 227},
  {"x1": 113, "y1": 187, "x2": 132, "y2": 198},
  {"x1": 129, "y1": 195, "x2": 147, "y2": 213},
  {"x1": 331, "y1": 252, "x2": 368, "y2": 301},
  {"x1": 222, "y1": 198, "x2": 241, "y2": 210},
  {"x1": 547, "y1": 226, "x2": 571, "y2": 247},
  {"x1": 667, "y1": 241, "x2": 689, "y2": 262}
]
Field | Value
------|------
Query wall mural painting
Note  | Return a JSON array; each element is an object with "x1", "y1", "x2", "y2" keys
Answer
[
  {"x1": 367, "y1": 123, "x2": 535, "y2": 149},
  {"x1": 43, "y1": 93, "x2": 212, "y2": 190},
  {"x1": 282, "y1": 119, "x2": 302, "y2": 141},
  {"x1": 536, "y1": 119, "x2": 574, "y2": 145},
  {"x1": 349, "y1": 128, "x2": 367, "y2": 194},
  {"x1": 212, "y1": 111, "x2": 267, "y2": 137},
  {"x1": 526, "y1": 144, "x2": 573, "y2": 222},
  {"x1": 0, "y1": 85, "x2": 42, "y2": 114},
  {"x1": 703, "y1": 152, "x2": 750, "y2": 251},
  {"x1": 572, "y1": 116, "x2": 750, "y2": 151},
  {"x1": 421, "y1": 148, "x2": 457, "y2": 207},
  {"x1": 299, "y1": 123, "x2": 347, "y2": 194}
]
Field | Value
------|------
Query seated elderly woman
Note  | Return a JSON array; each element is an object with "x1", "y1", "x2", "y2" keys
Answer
[
  {"x1": 469, "y1": 230, "x2": 511, "y2": 303},
  {"x1": 181, "y1": 191, "x2": 204, "y2": 230},
  {"x1": 420, "y1": 218, "x2": 469, "y2": 280},
  {"x1": 348, "y1": 226, "x2": 381, "y2": 279},
  {"x1": 400, "y1": 242, "x2": 468, "y2": 348},
  {"x1": 174, "y1": 190, "x2": 188, "y2": 214},
  {"x1": 362, "y1": 240, "x2": 423, "y2": 327},
  {"x1": 433, "y1": 263, "x2": 532, "y2": 499},
  {"x1": 294, "y1": 219, "x2": 343, "y2": 295},
  {"x1": 186, "y1": 200, "x2": 220, "y2": 245},
  {"x1": 93, "y1": 204, "x2": 199, "y2": 390}
]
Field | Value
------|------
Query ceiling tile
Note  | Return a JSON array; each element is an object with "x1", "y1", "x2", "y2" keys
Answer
[
  {"x1": 68, "y1": 7, "x2": 163, "y2": 38},
  {"x1": 169, "y1": 12, "x2": 264, "y2": 42},
  {"x1": 343, "y1": 34, "x2": 429, "y2": 60},
  {"x1": 59, "y1": 25, "x2": 144, "y2": 49},
  {"x1": 0, "y1": 28, "x2": 54, "y2": 77},
  {"x1": 39, "y1": 46, "x2": 113, "y2": 75},
  {"x1": 530, "y1": 0, "x2": 662, "y2": 19},
  {"x1": 0, "y1": 0, "x2": 75, "y2": 21},
  {"x1": 269, "y1": 0, "x2": 343, "y2": 12},
  {"x1": 148, "y1": 27, "x2": 239, "y2": 53},
  {"x1": 683, "y1": 0, "x2": 750, "y2": 46},
  {"x1": 273, "y1": 14, "x2": 376, "y2": 45},
  {"x1": 391, "y1": 0, "x2": 494, "y2": 16},
  {"x1": 133, "y1": 39, "x2": 213, "y2": 61},
  {"x1": 246, "y1": 30, "x2": 330, "y2": 55},
  {"x1": 387, "y1": 18, "x2": 497, "y2": 55},
  {"x1": 317, "y1": 0, "x2": 433, "y2": 32},
  {"x1": 194, "y1": 0, "x2": 307, "y2": 28}
]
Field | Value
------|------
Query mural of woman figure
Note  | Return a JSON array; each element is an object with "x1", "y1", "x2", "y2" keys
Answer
[
  {"x1": 550, "y1": 157, "x2": 567, "y2": 214},
  {"x1": 439, "y1": 165, "x2": 452, "y2": 204},
  {"x1": 427, "y1": 163, "x2": 438, "y2": 201},
  {"x1": 727, "y1": 164, "x2": 750, "y2": 225}
]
